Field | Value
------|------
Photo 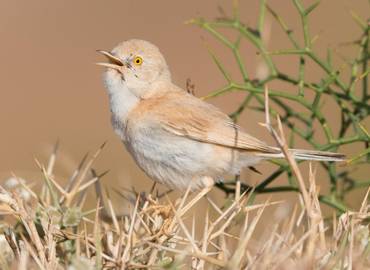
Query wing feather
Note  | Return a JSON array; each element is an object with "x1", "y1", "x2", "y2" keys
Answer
[{"x1": 143, "y1": 91, "x2": 279, "y2": 154}]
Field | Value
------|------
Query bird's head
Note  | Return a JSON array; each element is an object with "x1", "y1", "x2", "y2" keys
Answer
[{"x1": 97, "y1": 39, "x2": 171, "y2": 97}]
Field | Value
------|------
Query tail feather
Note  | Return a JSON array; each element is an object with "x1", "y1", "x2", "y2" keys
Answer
[{"x1": 257, "y1": 148, "x2": 345, "y2": 162}]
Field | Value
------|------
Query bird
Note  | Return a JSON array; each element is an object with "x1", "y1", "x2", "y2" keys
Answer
[{"x1": 96, "y1": 39, "x2": 345, "y2": 190}]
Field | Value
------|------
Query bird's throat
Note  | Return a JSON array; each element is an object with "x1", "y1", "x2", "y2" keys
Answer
[{"x1": 107, "y1": 81, "x2": 140, "y2": 143}]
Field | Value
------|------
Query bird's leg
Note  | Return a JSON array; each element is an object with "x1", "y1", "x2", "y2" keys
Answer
[
  {"x1": 201, "y1": 176, "x2": 215, "y2": 188},
  {"x1": 235, "y1": 174, "x2": 241, "y2": 200},
  {"x1": 149, "y1": 182, "x2": 157, "y2": 195}
]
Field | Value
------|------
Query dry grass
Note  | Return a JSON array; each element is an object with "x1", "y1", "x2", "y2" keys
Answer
[{"x1": 0, "y1": 90, "x2": 369, "y2": 269}]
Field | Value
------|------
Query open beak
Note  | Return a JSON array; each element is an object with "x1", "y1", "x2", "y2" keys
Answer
[{"x1": 96, "y1": 50, "x2": 124, "y2": 73}]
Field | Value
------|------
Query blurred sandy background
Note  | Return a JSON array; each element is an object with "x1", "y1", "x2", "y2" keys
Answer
[{"x1": 0, "y1": 1, "x2": 368, "y2": 211}]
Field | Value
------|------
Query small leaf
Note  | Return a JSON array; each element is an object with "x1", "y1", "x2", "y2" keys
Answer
[
  {"x1": 305, "y1": 0, "x2": 320, "y2": 15},
  {"x1": 158, "y1": 256, "x2": 174, "y2": 268},
  {"x1": 327, "y1": 48, "x2": 333, "y2": 68},
  {"x1": 206, "y1": 46, "x2": 232, "y2": 82},
  {"x1": 62, "y1": 207, "x2": 82, "y2": 227},
  {"x1": 292, "y1": 0, "x2": 305, "y2": 14},
  {"x1": 350, "y1": 10, "x2": 367, "y2": 30},
  {"x1": 268, "y1": 49, "x2": 306, "y2": 55}
]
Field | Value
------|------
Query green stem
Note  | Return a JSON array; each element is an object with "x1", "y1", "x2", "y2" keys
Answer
[{"x1": 258, "y1": 0, "x2": 267, "y2": 35}]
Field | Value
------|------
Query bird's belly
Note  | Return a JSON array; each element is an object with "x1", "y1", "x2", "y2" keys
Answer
[
  {"x1": 123, "y1": 123, "x2": 263, "y2": 189},
  {"x1": 124, "y1": 129, "x2": 218, "y2": 189}
]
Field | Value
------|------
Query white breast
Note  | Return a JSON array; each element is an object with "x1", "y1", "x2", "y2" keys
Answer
[{"x1": 103, "y1": 71, "x2": 140, "y2": 141}]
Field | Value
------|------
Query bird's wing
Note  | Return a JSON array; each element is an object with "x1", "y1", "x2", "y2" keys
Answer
[{"x1": 144, "y1": 91, "x2": 279, "y2": 154}]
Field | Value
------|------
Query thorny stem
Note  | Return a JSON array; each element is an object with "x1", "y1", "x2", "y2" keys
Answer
[
  {"x1": 215, "y1": 182, "x2": 347, "y2": 212},
  {"x1": 192, "y1": 1, "x2": 370, "y2": 212}
]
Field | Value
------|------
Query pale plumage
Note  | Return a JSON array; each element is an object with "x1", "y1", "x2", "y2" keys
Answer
[{"x1": 97, "y1": 39, "x2": 345, "y2": 190}]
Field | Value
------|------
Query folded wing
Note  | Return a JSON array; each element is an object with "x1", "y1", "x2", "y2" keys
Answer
[{"x1": 151, "y1": 92, "x2": 279, "y2": 154}]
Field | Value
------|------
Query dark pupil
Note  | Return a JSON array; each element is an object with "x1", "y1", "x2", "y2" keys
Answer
[{"x1": 136, "y1": 59, "x2": 140, "y2": 63}]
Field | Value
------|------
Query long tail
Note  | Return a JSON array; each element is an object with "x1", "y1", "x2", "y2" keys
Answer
[{"x1": 257, "y1": 148, "x2": 345, "y2": 162}]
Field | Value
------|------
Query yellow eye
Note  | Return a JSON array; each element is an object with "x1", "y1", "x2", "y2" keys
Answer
[{"x1": 133, "y1": 56, "x2": 143, "y2": 65}]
